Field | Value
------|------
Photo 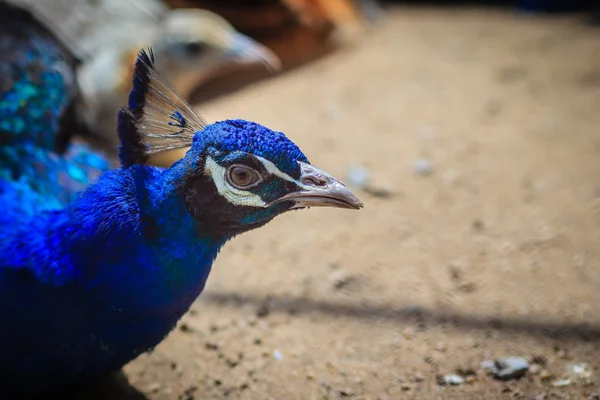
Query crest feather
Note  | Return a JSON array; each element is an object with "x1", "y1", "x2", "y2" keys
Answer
[{"x1": 117, "y1": 48, "x2": 207, "y2": 167}]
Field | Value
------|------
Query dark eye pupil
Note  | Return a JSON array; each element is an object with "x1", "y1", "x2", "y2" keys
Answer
[
  {"x1": 230, "y1": 166, "x2": 258, "y2": 187},
  {"x1": 184, "y1": 42, "x2": 206, "y2": 55},
  {"x1": 236, "y1": 170, "x2": 250, "y2": 183}
]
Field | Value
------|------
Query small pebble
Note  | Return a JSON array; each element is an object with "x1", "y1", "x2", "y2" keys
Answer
[
  {"x1": 529, "y1": 363, "x2": 542, "y2": 375},
  {"x1": 412, "y1": 372, "x2": 425, "y2": 382},
  {"x1": 255, "y1": 304, "x2": 269, "y2": 318},
  {"x1": 402, "y1": 327, "x2": 416, "y2": 340},
  {"x1": 323, "y1": 104, "x2": 343, "y2": 122},
  {"x1": 471, "y1": 219, "x2": 485, "y2": 232},
  {"x1": 438, "y1": 374, "x2": 465, "y2": 386},
  {"x1": 550, "y1": 362, "x2": 596, "y2": 387},
  {"x1": 273, "y1": 349, "x2": 283, "y2": 361},
  {"x1": 205, "y1": 342, "x2": 219, "y2": 351},
  {"x1": 413, "y1": 158, "x2": 433, "y2": 176},
  {"x1": 568, "y1": 362, "x2": 595, "y2": 385},
  {"x1": 346, "y1": 165, "x2": 371, "y2": 188},
  {"x1": 434, "y1": 341, "x2": 447, "y2": 352},
  {"x1": 329, "y1": 269, "x2": 358, "y2": 291},
  {"x1": 552, "y1": 378, "x2": 572, "y2": 387},
  {"x1": 539, "y1": 369, "x2": 554, "y2": 382},
  {"x1": 481, "y1": 356, "x2": 529, "y2": 380},
  {"x1": 181, "y1": 385, "x2": 198, "y2": 400}
]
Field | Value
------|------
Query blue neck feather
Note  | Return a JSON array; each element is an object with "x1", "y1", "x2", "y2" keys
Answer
[{"x1": 6, "y1": 161, "x2": 226, "y2": 313}]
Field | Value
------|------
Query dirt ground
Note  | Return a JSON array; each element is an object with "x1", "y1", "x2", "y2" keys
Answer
[{"x1": 75, "y1": 6, "x2": 600, "y2": 400}]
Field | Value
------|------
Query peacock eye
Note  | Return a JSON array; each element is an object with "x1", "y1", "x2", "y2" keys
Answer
[
  {"x1": 227, "y1": 165, "x2": 262, "y2": 189},
  {"x1": 183, "y1": 41, "x2": 208, "y2": 56}
]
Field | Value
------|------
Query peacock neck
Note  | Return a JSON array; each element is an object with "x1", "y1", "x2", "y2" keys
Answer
[{"x1": 67, "y1": 164, "x2": 227, "y2": 319}]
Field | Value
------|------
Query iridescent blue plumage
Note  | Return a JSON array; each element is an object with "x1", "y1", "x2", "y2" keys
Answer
[
  {"x1": 0, "y1": 22, "x2": 361, "y2": 395},
  {"x1": 0, "y1": 1, "x2": 109, "y2": 209}
]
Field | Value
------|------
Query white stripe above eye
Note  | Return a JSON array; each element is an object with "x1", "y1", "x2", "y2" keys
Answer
[
  {"x1": 203, "y1": 155, "x2": 311, "y2": 208},
  {"x1": 253, "y1": 156, "x2": 316, "y2": 192}
]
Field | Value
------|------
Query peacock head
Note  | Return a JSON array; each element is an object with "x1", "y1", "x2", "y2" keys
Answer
[
  {"x1": 151, "y1": 9, "x2": 281, "y2": 98},
  {"x1": 118, "y1": 49, "x2": 362, "y2": 237}
]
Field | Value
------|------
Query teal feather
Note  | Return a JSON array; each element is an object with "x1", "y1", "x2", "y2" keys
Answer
[{"x1": 0, "y1": 1, "x2": 109, "y2": 208}]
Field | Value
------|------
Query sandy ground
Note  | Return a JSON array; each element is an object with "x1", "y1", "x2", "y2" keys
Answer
[{"x1": 71, "y1": 6, "x2": 600, "y2": 400}]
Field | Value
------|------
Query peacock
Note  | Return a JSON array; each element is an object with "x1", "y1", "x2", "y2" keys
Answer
[{"x1": 0, "y1": 1, "x2": 362, "y2": 397}]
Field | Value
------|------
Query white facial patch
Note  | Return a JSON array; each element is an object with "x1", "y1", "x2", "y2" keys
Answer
[
  {"x1": 203, "y1": 155, "x2": 316, "y2": 208},
  {"x1": 204, "y1": 156, "x2": 267, "y2": 207}
]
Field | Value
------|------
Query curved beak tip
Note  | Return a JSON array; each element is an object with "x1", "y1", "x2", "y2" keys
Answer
[
  {"x1": 335, "y1": 186, "x2": 364, "y2": 210},
  {"x1": 229, "y1": 33, "x2": 282, "y2": 72}
]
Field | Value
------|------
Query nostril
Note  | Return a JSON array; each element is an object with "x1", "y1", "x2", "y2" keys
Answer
[{"x1": 302, "y1": 174, "x2": 327, "y2": 187}]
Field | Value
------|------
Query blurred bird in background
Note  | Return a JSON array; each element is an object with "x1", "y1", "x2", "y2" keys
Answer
[
  {"x1": 77, "y1": 9, "x2": 281, "y2": 167},
  {"x1": 7, "y1": 0, "x2": 282, "y2": 167},
  {"x1": 165, "y1": 0, "x2": 380, "y2": 67}
]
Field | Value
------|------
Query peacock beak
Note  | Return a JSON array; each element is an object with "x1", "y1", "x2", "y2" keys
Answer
[
  {"x1": 226, "y1": 32, "x2": 282, "y2": 72},
  {"x1": 274, "y1": 162, "x2": 363, "y2": 210}
]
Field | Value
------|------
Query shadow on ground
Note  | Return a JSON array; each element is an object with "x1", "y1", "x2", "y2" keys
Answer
[
  {"x1": 35, "y1": 290, "x2": 598, "y2": 399},
  {"x1": 202, "y1": 291, "x2": 600, "y2": 343}
]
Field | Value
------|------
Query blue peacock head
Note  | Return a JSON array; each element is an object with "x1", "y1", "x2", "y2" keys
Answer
[{"x1": 118, "y1": 49, "x2": 362, "y2": 237}]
